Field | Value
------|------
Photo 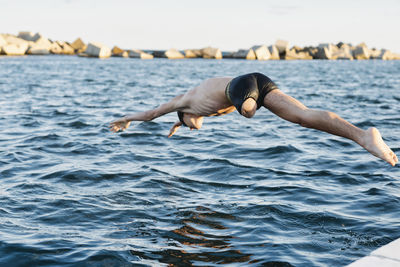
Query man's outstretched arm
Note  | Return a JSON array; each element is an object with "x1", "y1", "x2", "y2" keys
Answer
[{"x1": 110, "y1": 94, "x2": 187, "y2": 132}]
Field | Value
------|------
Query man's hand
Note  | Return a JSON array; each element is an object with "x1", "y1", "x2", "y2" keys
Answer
[
  {"x1": 168, "y1": 121, "x2": 182, "y2": 137},
  {"x1": 109, "y1": 117, "x2": 131, "y2": 133}
]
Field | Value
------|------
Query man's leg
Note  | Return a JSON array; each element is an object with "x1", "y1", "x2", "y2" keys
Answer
[{"x1": 263, "y1": 89, "x2": 398, "y2": 166}]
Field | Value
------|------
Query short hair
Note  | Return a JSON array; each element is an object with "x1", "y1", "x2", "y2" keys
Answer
[{"x1": 177, "y1": 111, "x2": 187, "y2": 127}]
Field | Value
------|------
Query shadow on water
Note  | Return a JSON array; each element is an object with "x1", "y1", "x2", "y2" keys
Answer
[{"x1": 130, "y1": 206, "x2": 294, "y2": 266}]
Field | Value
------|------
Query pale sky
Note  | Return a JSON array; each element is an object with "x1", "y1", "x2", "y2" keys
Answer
[{"x1": 1, "y1": 0, "x2": 399, "y2": 52}]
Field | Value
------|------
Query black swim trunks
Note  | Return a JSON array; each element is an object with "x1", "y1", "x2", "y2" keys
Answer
[{"x1": 225, "y1": 72, "x2": 279, "y2": 114}]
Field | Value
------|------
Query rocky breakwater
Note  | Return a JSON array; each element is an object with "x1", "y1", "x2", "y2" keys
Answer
[
  {"x1": 226, "y1": 40, "x2": 400, "y2": 61},
  {"x1": 1, "y1": 32, "x2": 399, "y2": 61}
]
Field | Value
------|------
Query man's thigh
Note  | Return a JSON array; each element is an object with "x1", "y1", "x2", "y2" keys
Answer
[{"x1": 263, "y1": 89, "x2": 308, "y2": 123}]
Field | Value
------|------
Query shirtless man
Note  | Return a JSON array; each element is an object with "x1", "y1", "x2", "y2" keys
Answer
[{"x1": 110, "y1": 72, "x2": 398, "y2": 166}]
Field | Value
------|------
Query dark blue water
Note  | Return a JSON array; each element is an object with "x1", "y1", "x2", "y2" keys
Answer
[{"x1": 0, "y1": 56, "x2": 399, "y2": 266}]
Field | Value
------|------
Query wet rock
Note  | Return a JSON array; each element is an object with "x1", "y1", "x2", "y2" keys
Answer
[
  {"x1": 84, "y1": 42, "x2": 111, "y2": 58},
  {"x1": 128, "y1": 49, "x2": 153, "y2": 59},
  {"x1": 251, "y1": 45, "x2": 271, "y2": 60},
  {"x1": 267, "y1": 45, "x2": 280, "y2": 60}
]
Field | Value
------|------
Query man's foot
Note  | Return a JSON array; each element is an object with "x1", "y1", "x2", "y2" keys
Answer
[{"x1": 362, "y1": 127, "x2": 398, "y2": 166}]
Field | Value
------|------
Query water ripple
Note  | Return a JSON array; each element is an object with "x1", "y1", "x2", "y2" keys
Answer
[{"x1": 0, "y1": 57, "x2": 399, "y2": 266}]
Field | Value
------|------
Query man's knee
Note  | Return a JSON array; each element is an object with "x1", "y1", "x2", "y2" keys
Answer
[{"x1": 241, "y1": 98, "x2": 257, "y2": 118}]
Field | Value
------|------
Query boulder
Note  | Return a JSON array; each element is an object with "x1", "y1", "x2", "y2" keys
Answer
[
  {"x1": 27, "y1": 36, "x2": 53, "y2": 55},
  {"x1": 332, "y1": 44, "x2": 353, "y2": 60},
  {"x1": 70, "y1": 38, "x2": 86, "y2": 53},
  {"x1": 275, "y1": 39, "x2": 289, "y2": 54},
  {"x1": 201, "y1": 47, "x2": 222, "y2": 59},
  {"x1": 291, "y1": 45, "x2": 303, "y2": 53},
  {"x1": 153, "y1": 49, "x2": 184, "y2": 59},
  {"x1": 392, "y1": 53, "x2": 400, "y2": 60},
  {"x1": 369, "y1": 49, "x2": 382, "y2": 59},
  {"x1": 320, "y1": 43, "x2": 339, "y2": 55},
  {"x1": 49, "y1": 42, "x2": 63, "y2": 54},
  {"x1": 251, "y1": 45, "x2": 271, "y2": 60},
  {"x1": 314, "y1": 47, "x2": 332, "y2": 60},
  {"x1": 28, "y1": 46, "x2": 50, "y2": 55},
  {"x1": 267, "y1": 45, "x2": 280, "y2": 60},
  {"x1": 2, "y1": 43, "x2": 29, "y2": 55},
  {"x1": 184, "y1": 49, "x2": 198, "y2": 58},
  {"x1": 231, "y1": 49, "x2": 256, "y2": 60},
  {"x1": 285, "y1": 49, "x2": 312, "y2": 60},
  {"x1": 3, "y1": 34, "x2": 30, "y2": 46},
  {"x1": 17, "y1": 31, "x2": 36, "y2": 41},
  {"x1": 112, "y1": 46, "x2": 128, "y2": 57},
  {"x1": 85, "y1": 42, "x2": 111, "y2": 58},
  {"x1": 375, "y1": 49, "x2": 393, "y2": 60},
  {"x1": 353, "y1": 45, "x2": 370, "y2": 60},
  {"x1": 56, "y1": 41, "x2": 75, "y2": 55},
  {"x1": 128, "y1": 49, "x2": 153, "y2": 59},
  {"x1": 31, "y1": 33, "x2": 43, "y2": 42},
  {"x1": 165, "y1": 48, "x2": 184, "y2": 59},
  {"x1": 0, "y1": 35, "x2": 6, "y2": 47}
]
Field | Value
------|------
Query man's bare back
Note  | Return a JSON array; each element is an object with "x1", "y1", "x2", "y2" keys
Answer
[
  {"x1": 110, "y1": 73, "x2": 398, "y2": 166},
  {"x1": 178, "y1": 77, "x2": 234, "y2": 116}
]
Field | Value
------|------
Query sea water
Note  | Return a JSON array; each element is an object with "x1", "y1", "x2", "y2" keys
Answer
[{"x1": 0, "y1": 56, "x2": 399, "y2": 266}]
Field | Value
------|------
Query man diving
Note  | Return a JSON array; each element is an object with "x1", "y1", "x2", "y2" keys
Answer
[{"x1": 110, "y1": 72, "x2": 398, "y2": 166}]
